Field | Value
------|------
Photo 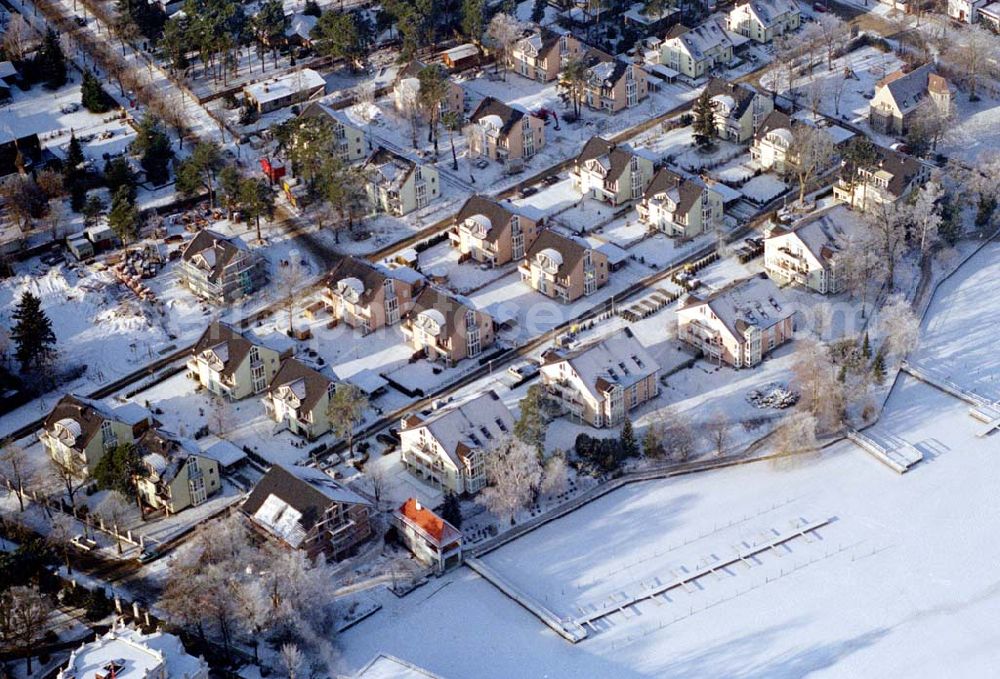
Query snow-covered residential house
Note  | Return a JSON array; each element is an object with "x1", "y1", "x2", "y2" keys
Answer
[
  {"x1": 393, "y1": 498, "x2": 463, "y2": 573},
  {"x1": 705, "y1": 77, "x2": 773, "y2": 143},
  {"x1": 393, "y1": 61, "x2": 465, "y2": 119},
  {"x1": 980, "y1": 2, "x2": 1000, "y2": 29},
  {"x1": 572, "y1": 137, "x2": 655, "y2": 205},
  {"x1": 58, "y1": 624, "x2": 208, "y2": 679},
  {"x1": 39, "y1": 395, "x2": 152, "y2": 475},
  {"x1": 262, "y1": 359, "x2": 339, "y2": 440},
  {"x1": 659, "y1": 21, "x2": 735, "y2": 79},
  {"x1": 187, "y1": 321, "x2": 292, "y2": 400},
  {"x1": 948, "y1": 0, "x2": 987, "y2": 21},
  {"x1": 243, "y1": 69, "x2": 326, "y2": 113},
  {"x1": 833, "y1": 145, "x2": 929, "y2": 211},
  {"x1": 363, "y1": 147, "x2": 440, "y2": 216},
  {"x1": 401, "y1": 287, "x2": 495, "y2": 365},
  {"x1": 763, "y1": 212, "x2": 855, "y2": 294},
  {"x1": 751, "y1": 110, "x2": 797, "y2": 172},
  {"x1": 540, "y1": 329, "x2": 660, "y2": 428},
  {"x1": 134, "y1": 429, "x2": 222, "y2": 514},
  {"x1": 677, "y1": 273, "x2": 793, "y2": 368},
  {"x1": 243, "y1": 464, "x2": 371, "y2": 560},
  {"x1": 638, "y1": 167, "x2": 724, "y2": 237},
  {"x1": 178, "y1": 230, "x2": 268, "y2": 305},
  {"x1": 450, "y1": 195, "x2": 542, "y2": 266},
  {"x1": 398, "y1": 391, "x2": 514, "y2": 494},
  {"x1": 727, "y1": 0, "x2": 800, "y2": 44},
  {"x1": 520, "y1": 229, "x2": 610, "y2": 303},
  {"x1": 299, "y1": 101, "x2": 368, "y2": 162},
  {"x1": 468, "y1": 97, "x2": 545, "y2": 172},
  {"x1": 868, "y1": 64, "x2": 951, "y2": 136},
  {"x1": 511, "y1": 27, "x2": 586, "y2": 82},
  {"x1": 351, "y1": 655, "x2": 443, "y2": 679},
  {"x1": 285, "y1": 13, "x2": 317, "y2": 47},
  {"x1": 581, "y1": 50, "x2": 650, "y2": 112},
  {"x1": 322, "y1": 257, "x2": 422, "y2": 333}
]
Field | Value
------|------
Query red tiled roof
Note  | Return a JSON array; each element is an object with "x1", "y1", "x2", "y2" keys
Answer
[{"x1": 399, "y1": 498, "x2": 451, "y2": 543}]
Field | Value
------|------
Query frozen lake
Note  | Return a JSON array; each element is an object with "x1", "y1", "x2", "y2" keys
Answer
[{"x1": 337, "y1": 245, "x2": 1000, "y2": 677}]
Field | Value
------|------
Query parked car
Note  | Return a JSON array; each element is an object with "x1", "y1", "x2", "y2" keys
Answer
[
  {"x1": 518, "y1": 186, "x2": 539, "y2": 199},
  {"x1": 812, "y1": 2, "x2": 827, "y2": 11},
  {"x1": 543, "y1": 175, "x2": 561, "y2": 186},
  {"x1": 507, "y1": 360, "x2": 541, "y2": 381}
]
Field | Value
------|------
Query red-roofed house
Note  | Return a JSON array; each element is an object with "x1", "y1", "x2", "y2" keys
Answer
[{"x1": 392, "y1": 498, "x2": 463, "y2": 573}]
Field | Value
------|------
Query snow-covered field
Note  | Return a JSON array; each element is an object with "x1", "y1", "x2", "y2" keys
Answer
[{"x1": 335, "y1": 240, "x2": 1000, "y2": 678}]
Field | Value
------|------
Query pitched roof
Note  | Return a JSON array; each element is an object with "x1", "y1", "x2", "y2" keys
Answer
[
  {"x1": 876, "y1": 63, "x2": 949, "y2": 116},
  {"x1": 136, "y1": 428, "x2": 201, "y2": 485},
  {"x1": 180, "y1": 230, "x2": 254, "y2": 283},
  {"x1": 364, "y1": 147, "x2": 417, "y2": 190},
  {"x1": 868, "y1": 145, "x2": 925, "y2": 198},
  {"x1": 680, "y1": 273, "x2": 792, "y2": 339},
  {"x1": 643, "y1": 167, "x2": 708, "y2": 217},
  {"x1": 525, "y1": 229, "x2": 595, "y2": 279},
  {"x1": 244, "y1": 464, "x2": 369, "y2": 547},
  {"x1": 409, "y1": 286, "x2": 480, "y2": 336},
  {"x1": 515, "y1": 27, "x2": 568, "y2": 59},
  {"x1": 734, "y1": 0, "x2": 799, "y2": 27},
  {"x1": 455, "y1": 195, "x2": 520, "y2": 243},
  {"x1": 406, "y1": 391, "x2": 514, "y2": 467},
  {"x1": 575, "y1": 137, "x2": 638, "y2": 182},
  {"x1": 753, "y1": 109, "x2": 792, "y2": 142},
  {"x1": 582, "y1": 49, "x2": 629, "y2": 87},
  {"x1": 470, "y1": 97, "x2": 526, "y2": 135},
  {"x1": 192, "y1": 321, "x2": 288, "y2": 380},
  {"x1": 268, "y1": 358, "x2": 337, "y2": 415},
  {"x1": 43, "y1": 394, "x2": 149, "y2": 451},
  {"x1": 328, "y1": 257, "x2": 391, "y2": 306},
  {"x1": 396, "y1": 498, "x2": 461, "y2": 546},
  {"x1": 664, "y1": 20, "x2": 733, "y2": 59},
  {"x1": 546, "y1": 330, "x2": 659, "y2": 401},
  {"x1": 704, "y1": 77, "x2": 761, "y2": 120}
]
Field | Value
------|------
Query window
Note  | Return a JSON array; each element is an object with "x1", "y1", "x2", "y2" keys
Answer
[{"x1": 249, "y1": 345, "x2": 261, "y2": 366}]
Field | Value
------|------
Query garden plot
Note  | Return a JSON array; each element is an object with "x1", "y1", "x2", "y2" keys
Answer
[
  {"x1": 937, "y1": 92, "x2": 1000, "y2": 167},
  {"x1": 479, "y1": 484, "x2": 850, "y2": 636},
  {"x1": 739, "y1": 174, "x2": 788, "y2": 204},
  {"x1": 595, "y1": 214, "x2": 648, "y2": 248},
  {"x1": 417, "y1": 240, "x2": 509, "y2": 294}
]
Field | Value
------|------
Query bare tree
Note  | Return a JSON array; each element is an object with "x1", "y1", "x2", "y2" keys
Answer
[
  {"x1": 771, "y1": 411, "x2": 818, "y2": 457},
  {"x1": 2, "y1": 14, "x2": 32, "y2": 63},
  {"x1": 48, "y1": 512, "x2": 76, "y2": 575},
  {"x1": 816, "y1": 14, "x2": 848, "y2": 71},
  {"x1": 327, "y1": 384, "x2": 368, "y2": 455},
  {"x1": 838, "y1": 230, "x2": 880, "y2": 318},
  {"x1": 209, "y1": 393, "x2": 233, "y2": 436},
  {"x1": 362, "y1": 463, "x2": 387, "y2": 509},
  {"x1": 0, "y1": 439, "x2": 32, "y2": 512},
  {"x1": 867, "y1": 200, "x2": 910, "y2": 292},
  {"x1": 791, "y1": 339, "x2": 845, "y2": 433},
  {"x1": 704, "y1": 411, "x2": 729, "y2": 457},
  {"x1": 789, "y1": 126, "x2": 835, "y2": 205},
  {"x1": 540, "y1": 453, "x2": 569, "y2": 497},
  {"x1": 877, "y1": 294, "x2": 920, "y2": 357},
  {"x1": 5, "y1": 586, "x2": 53, "y2": 675},
  {"x1": 660, "y1": 407, "x2": 695, "y2": 461},
  {"x1": 281, "y1": 643, "x2": 304, "y2": 679},
  {"x1": 479, "y1": 436, "x2": 542, "y2": 524},
  {"x1": 486, "y1": 13, "x2": 523, "y2": 80},
  {"x1": 946, "y1": 24, "x2": 998, "y2": 101},
  {"x1": 48, "y1": 453, "x2": 88, "y2": 512},
  {"x1": 278, "y1": 258, "x2": 307, "y2": 335},
  {"x1": 828, "y1": 72, "x2": 848, "y2": 116},
  {"x1": 94, "y1": 492, "x2": 131, "y2": 554}
]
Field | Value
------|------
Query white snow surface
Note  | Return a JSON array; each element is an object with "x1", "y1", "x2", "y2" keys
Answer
[{"x1": 335, "y1": 243, "x2": 1000, "y2": 677}]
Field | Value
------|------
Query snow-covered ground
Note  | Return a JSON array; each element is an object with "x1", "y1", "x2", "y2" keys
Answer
[{"x1": 335, "y1": 239, "x2": 1000, "y2": 677}]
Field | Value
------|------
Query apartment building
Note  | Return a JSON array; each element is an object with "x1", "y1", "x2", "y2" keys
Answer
[
  {"x1": 868, "y1": 64, "x2": 951, "y2": 136},
  {"x1": 659, "y1": 20, "x2": 735, "y2": 79},
  {"x1": 677, "y1": 273, "x2": 794, "y2": 368},
  {"x1": 134, "y1": 429, "x2": 222, "y2": 515},
  {"x1": 322, "y1": 257, "x2": 422, "y2": 333},
  {"x1": 187, "y1": 321, "x2": 292, "y2": 400},
  {"x1": 539, "y1": 329, "x2": 660, "y2": 428},
  {"x1": 398, "y1": 391, "x2": 514, "y2": 494},
  {"x1": 704, "y1": 77, "x2": 774, "y2": 143},
  {"x1": 401, "y1": 287, "x2": 495, "y2": 365},
  {"x1": 299, "y1": 101, "x2": 367, "y2": 162},
  {"x1": 364, "y1": 147, "x2": 440, "y2": 216},
  {"x1": 511, "y1": 27, "x2": 586, "y2": 81},
  {"x1": 727, "y1": 0, "x2": 801, "y2": 44},
  {"x1": 39, "y1": 395, "x2": 152, "y2": 475},
  {"x1": 262, "y1": 359, "x2": 339, "y2": 440},
  {"x1": 638, "y1": 167, "x2": 724, "y2": 237},
  {"x1": 468, "y1": 97, "x2": 545, "y2": 172},
  {"x1": 520, "y1": 230, "x2": 610, "y2": 303},
  {"x1": 450, "y1": 195, "x2": 542, "y2": 266},
  {"x1": 572, "y1": 137, "x2": 655, "y2": 205},
  {"x1": 178, "y1": 230, "x2": 267, "y2": 305}
]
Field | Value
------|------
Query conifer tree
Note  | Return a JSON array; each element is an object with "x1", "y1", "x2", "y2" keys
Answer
[
  {"x1": 620, "y1": 418, "x2": 638, "y2": 458},
  {"x1": 872, "y1": 350, "x2": 886, "y2": 384},
  {"x1": 11, "y1": 291, "x2": 56, "y2": 373},
  {"x1": 514, "y1": 385, "x2": 547, "y2": 454},
  {"x1": 37, "y1": 29, "x2": 67, "y2": 89},
  {"x1": 108, "y1": 186, "x2": 140, "y2": 244},
  {"x1": 692, "y1": 91, "x2": 716, "y2": 149},
  {"x1": 81, "y1": 70, "x2": 112, "y2": 113},
  {"x1": 440, "y1": 492, "x2": 463, "y2": 529}
]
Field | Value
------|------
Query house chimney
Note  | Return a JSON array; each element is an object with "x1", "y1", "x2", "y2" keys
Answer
[{"x1": 414, "y1": 500, "x2": 422, "y2": 511}]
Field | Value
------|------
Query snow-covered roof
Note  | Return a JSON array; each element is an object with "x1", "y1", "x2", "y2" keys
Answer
[
  {"x1": 404, "y1": 391, "x2": 514, "y2": 468},
  {"x1": 199, "y1": 439, "x2": 247, "y2": 467},
  {"x1": 666, "y1": 20, "x2": 733, "y2": 59},
  {"x1": 681, "y1": 273, "x2": 793, "y2": 340},
  {"x1": 243, "y1": 69, "x2": 325, "y2": 106},
  {"x1": 347, "y1": 368, "x2": 389, "y2": 396},
  {"x1": 734, "y1": 0, "x2": 800, "y2": 27},
  {"x1": 442, "y1": 43, "x2": 478, "y2": 61},
  {"x1": 57, "y1": 624, "x2": 207, "y2": 679},
  {"x1": 353, "y1": 654, "x2": 443, "y2": 679},
  {"x1": 0, "y1": 61, "x2": 18, "y2": 80},
  {"x1": 537, "y1": 247, "x2": 564, "y2": 267},
  {"x1": 548, "y1": 331, "x2": 660, "y2": 401},
  {"x1": 286, "y1": 13, "x2": 317, "y2": 41}
]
